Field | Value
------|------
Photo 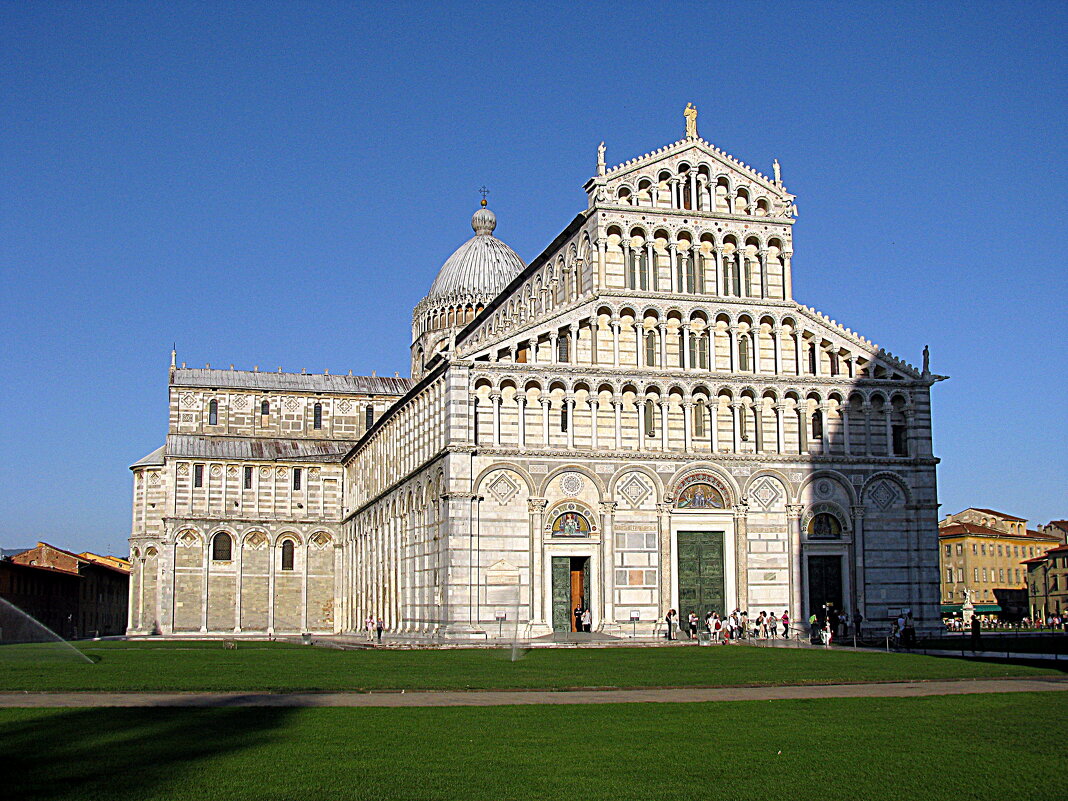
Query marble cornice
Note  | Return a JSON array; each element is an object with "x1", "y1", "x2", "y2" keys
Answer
[{"x1": 470, "y1": 446, "x2": 937, "y2": 468}]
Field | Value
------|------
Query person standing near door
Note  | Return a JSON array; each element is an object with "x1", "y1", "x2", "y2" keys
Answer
[
  {"x1": 581, "y1": 608, "x2": 592, "y2": 632},
  {"x1": 574, "y1": 605, "x2": 583, "y2": 633}
]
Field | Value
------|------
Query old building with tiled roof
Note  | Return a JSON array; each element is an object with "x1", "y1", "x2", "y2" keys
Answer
[{"x1": 938, "y1": 509, "x2": 1063, "y2": 619}]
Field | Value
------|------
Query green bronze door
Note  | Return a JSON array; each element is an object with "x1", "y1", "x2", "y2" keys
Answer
[
  {"x1": 677, "y1": 531, "x2": 725, "y2": 617},
  {"x1": 551, "y1": 557, "x2": 571, "y2": 631}
]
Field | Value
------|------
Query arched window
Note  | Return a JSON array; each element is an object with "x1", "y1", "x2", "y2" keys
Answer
[
  {"x1": 892, "y1": 421, "x2": 908, "y2": 456},
  {"x1": 557, "y1": 332, "x2": 570, "y2": 363},
  {"x1": 261, "y1": 400, "x2": 269, "y2": 416},
  {"x1": 645, "y1": 330, "x2": 657, "y2": 366},
  {"x1": 208, "y1": 399, "x2": 218, "y2": 426},
  {"x1": 560, "y1": 405, "x2": 568, "y2": 432},
  {"x1": 808, "y1": 513, "x2": 841, "y2": 539},
  {"x1": 626, "y1": 248, "x2": 637, "y2": 289},
  {"x1": 694, "y1": 402, "x2": 706, "y2": 436},
  {"x1": 211, "y1": 532, "x2": 232, "y2": 561},
  {"x1": 739, "y1": 336, "x2": 751, "y2": 372},
  {"x1": 699, "y1": 334, "x2": 709, "y2": 369},
  {"x1": 644, "y1": 400, "x2": 656, "y2": 437},
  {"x1": 694, "y1": 253, "x2": 705, "y2": 294},
  {"x1": 829, "y1": 351, "x2": 840, "y2": 376},
  {"x1": 811, "y1": 409, "x2": 824, "y2": 439},
  {"x1": 808, "y1": 344, "x2": 817, "y2": 374},
  {"x1": 313, "y1": 403, "x2": 323, "y2": 430},
  {"x1": 281, "y1": 540, "x2": 294, "y2": 571}
]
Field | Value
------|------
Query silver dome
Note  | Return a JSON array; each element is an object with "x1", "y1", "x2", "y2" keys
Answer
[{"x1": 422, "y1": 207, "x2": 525, "y2": 306}]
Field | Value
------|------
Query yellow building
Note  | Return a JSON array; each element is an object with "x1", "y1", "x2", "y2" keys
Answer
[{"x1": 939, "y1": 508, "x2": 1061, "y2": 618}]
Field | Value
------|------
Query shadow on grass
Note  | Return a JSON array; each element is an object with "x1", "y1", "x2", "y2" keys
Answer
[{"x1": 4, "y1": 707, "x2": 295, "y2": 801}]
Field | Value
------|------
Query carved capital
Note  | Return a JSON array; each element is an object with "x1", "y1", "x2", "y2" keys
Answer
[
  {"x1": 598, "y1": 501, "x2": 618, "y2": 515},
  {"x1": 786, "y1": 503, "x2": 805, "y2": 519},
  {"x1": 850, "y1": 505, "x2": 867, "y2": 519},
  {"x1": 527, "y1": 498, "x2": 548, "y2": 513}
]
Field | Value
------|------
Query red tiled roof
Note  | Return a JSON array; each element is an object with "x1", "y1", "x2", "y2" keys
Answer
[
  {"x1": 939, "y1": 522, "x2": 1003, "y2": 537},
  {"x1": 939, "y1": 522, "x2": 1061, "y2": 541},
  {"x1": 970, "y1": 508, "x2": 1026, "y2": 521}
]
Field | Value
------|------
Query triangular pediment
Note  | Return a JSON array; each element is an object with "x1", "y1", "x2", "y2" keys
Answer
[{"x1": 591, "y1": 136, "x2": 787, "y2": 200}]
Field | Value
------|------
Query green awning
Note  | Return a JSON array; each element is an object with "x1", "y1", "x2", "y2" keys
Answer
[{"x1": 941, "y1": 603, "x2": 1002, "y2": 614}]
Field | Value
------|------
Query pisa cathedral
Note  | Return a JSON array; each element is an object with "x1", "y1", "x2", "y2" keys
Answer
[{"x1": 128, "y1": 109, "x2": 943, "y2": 638}]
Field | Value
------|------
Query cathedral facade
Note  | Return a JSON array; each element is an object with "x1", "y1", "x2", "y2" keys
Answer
[{"x1": 129, "y1": 111, "x2": 943, "y2": 637}]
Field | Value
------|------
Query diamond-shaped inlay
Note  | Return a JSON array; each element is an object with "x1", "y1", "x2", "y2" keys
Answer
[
  {"x1": 750, "y1": 477, "x2": 783, "y2": 511},
  {"x1": 619, "y1": 474, "x2": 651, "y2": 507},
  {"x1": 487, "y1": 473, "x2": 520, "y2": 505},
  {"x1": 869, "y1": 480, "x2": 899, "y2": 511}
]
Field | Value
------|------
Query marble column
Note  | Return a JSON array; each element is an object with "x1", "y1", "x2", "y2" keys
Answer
[
  {"x1": 528, "y1": 498, "x2": 548, "y2": 627},
  {"x1": 600, "y1": 501, "x2": 617, "y2": 626},
  {"x1": 683, "y1": 401, "x2": 693, "y2": 453},
  {"x1": 731, "y1": 402, "x2": 741, "y2": 452},
  {"x1": 733, "y1": 504, "x2": 749, "y2": 611},
  {"x1": 490, "y1": 392, "x2": 501, "y2": 446},
  {"x1": 588, "y1": 398, "x2": 599, "y2": 450},
  {"x1": 660, "y1": 399, "x2": 670, "y2": 451},
  {"x1": 775, "y1": 403, "x2": 786, "y2": 454},
  {"x1": 517, "y1": 395, "x2": 526, "y2": 451},
  {"x1": 657, "y1": 502, "x2": 673, "y2": 616},
  {"x1": 613, "y1": 396, "x2": 623, "y2": 451},
  {"x1": 851, "y1": 505, "x2": 867, "y2": 625},
  {"x1": 787, "y1": 504, "x2": 804, "y2": 622}
]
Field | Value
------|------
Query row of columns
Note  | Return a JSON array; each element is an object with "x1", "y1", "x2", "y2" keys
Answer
[
  {"x1": 478, "y1": 394, "x2": 910, "y2": 457},
  {"x1": 491, "y1": 319, "x2": 857, "y2": 382},
  {"x1": 623, "y1": 241, "x2": 791, "y2": 300},
  {"x1": 629, "y1": 175, "x2": 765, "y2": 218}
]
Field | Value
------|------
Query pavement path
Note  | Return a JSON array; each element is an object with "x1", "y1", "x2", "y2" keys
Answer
[{"x1": 2, "y1": 677, "x2": 1066, "y2": 708}]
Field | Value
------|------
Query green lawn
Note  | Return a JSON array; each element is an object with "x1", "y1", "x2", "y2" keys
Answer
[
  {"x1": 0, "y1": 640, "x2": 1061, "y2": 693},
  {"x1": 4, "y1": 692, "x2": 1067, "y2": 800}
]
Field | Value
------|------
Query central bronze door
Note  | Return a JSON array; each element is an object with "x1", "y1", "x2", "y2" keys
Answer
[
  {"x1": 552, "y1": 556, "x2": 590, "y2": 631},
  {"x1": 677, "y1": 531, "x2": 725, "y2": 618}
]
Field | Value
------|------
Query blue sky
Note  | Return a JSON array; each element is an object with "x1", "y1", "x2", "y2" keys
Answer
[{"x1": 2, "y1": 2, "x2": 1065, "y2": 554}]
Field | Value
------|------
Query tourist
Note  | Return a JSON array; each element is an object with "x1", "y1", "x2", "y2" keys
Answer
[
  {"x1": 808, "y1": 612, "x2": 818, "y2": 643},
  {"x1": 581, "y1": 607, "x2": 592, "y2": 633},
  {"x1": 375, "y1": 617, "x2": 384, "y2": 644},
  {"x1": 688, "y1": 612, "x2": 698, "y2": 640},
  {"x1": 665, "y1": 608, "x2": 677, "y2": 640},
  {"x1": 769, "y1": 612, "x2": 779, "y2": 638},
  {"x1": 574, "y1": 605, "x2": 583, "y2": 633},
  {"x1": 781, "y1": 610, "x2": 790, "y2": 639},
  {"x1": 759, "y1": 612, "x2": 769, "y2": 639}
]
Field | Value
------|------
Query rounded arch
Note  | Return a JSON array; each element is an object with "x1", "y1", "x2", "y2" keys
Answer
[
  {"x1": 861, "y1": 471, "x2": 914, "y2": 507},
  {"x1": 795, "y1": 469, "x2": 859, "y2": 506},
  {"x1": 473, "y1": 462, "x2": 537, "y2": 497},
  {"x1": 666, "y1": 464, "x2": 739, "y2": 508},
  {"x1": 538, "y1": 463, "x2": 607, "y2": 499},
  {"x1": 607, "y1": 464, "x2": 666, "y2": 502}
]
